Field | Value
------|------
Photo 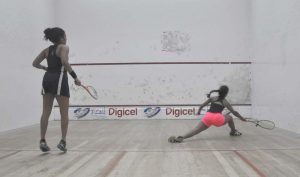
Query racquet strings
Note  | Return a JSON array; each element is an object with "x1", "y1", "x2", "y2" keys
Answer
[
  {"x1": 86, "y1": 86, "x2": 98, "y2": 99},
  {"x1": 257, "y1": 120, "x2": 275, "y2": 130}
]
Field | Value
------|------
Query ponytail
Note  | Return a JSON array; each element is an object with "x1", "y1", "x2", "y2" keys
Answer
[
  {"x1": 206, "y1": 85, "x2": 229, "y2": 100},
  {"x1": 206, "y1": 90, "x2": 219, "y2": 98}
]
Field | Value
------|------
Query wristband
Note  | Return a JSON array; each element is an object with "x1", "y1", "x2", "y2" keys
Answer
[{"x1": 70, "y1": 70, "x2": 77, "y2": 79}]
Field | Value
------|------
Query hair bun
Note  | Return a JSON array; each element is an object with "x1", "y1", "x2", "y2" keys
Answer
[
  {"x1": 43, "y1": 28, "x2": 52, "y2": 40},
  {"x1": 43, "y1": 27, "x2": 65, "y2": 43}
]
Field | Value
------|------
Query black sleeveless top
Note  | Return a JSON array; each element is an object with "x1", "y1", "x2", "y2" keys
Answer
[
  {"x1": 208, "y1": 97, "x2": 225, "y2": 113},
  {"x1": 46, "y1": 45, "x2": 65, "y2": 73}
]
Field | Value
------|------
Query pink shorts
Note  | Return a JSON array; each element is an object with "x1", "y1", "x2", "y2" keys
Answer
[{"x1": 201, "y1": 112, "x2": 225, "y2": 127}]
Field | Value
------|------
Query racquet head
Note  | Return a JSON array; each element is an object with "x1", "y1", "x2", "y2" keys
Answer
[
  {"x1": 256, "y1": 120, "x2": 275, "y2": 130},
  {"x1": 246, "y1": 118, "x2": 275, "y2": 130},
  {"x1": 82, "y1": 85, "x2": 98, "y2": 100}
]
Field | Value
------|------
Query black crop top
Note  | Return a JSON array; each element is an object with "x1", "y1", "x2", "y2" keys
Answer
[{"x1": 207, "y1": 97, "x2": 225, "y2": 113}]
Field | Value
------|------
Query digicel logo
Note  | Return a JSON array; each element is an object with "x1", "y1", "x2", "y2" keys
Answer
[
  {"x1": 166, "y1": 107, "x2": 197, "y2": 117},
  {"x1": 109, "y1": 108, "x2": 138, "y2": 117}
]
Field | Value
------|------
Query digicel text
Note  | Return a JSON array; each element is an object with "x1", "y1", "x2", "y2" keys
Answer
[
  {"x1": 166, "y1": 107, "x2": 197, "y2": 117},
  {"x1": 109, "y1": 108, "x2": 138, "y2": 117}
]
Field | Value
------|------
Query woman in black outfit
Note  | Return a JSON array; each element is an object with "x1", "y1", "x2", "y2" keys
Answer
[{"x1": 32, "y1": 27, "x2": 81, "y2": 152}]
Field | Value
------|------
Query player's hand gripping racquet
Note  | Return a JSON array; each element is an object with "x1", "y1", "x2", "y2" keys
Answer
[
  {"x1": 224, "y1": 111, "x2": 275, "y2": 130},
  {"x1": 81, "y1": 85, "x2": 98, "y2": 100}
]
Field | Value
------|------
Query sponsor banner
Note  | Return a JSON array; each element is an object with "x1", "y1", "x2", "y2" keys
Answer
[
  {"x1": 52, "y1": 106, "x2": 251, "y2": 120},
  {"x1": 72, "y1": 107, "x2": 106, "y2": 120},
  {"x1": 165, "y1": 107, "x2": 199, "y2": 118}
]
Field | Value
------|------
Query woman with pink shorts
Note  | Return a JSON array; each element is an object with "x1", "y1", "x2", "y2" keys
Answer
[{"x1": 168, "y1": 85, "x2": 247, "y2": 143}]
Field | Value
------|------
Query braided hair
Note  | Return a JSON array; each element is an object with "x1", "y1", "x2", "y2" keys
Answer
[{"x1": 206, "y1": 85, "x2": 229, "y2": 100}]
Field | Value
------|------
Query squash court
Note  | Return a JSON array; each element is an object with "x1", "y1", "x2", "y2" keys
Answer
[{"x1": 1, "y1": 0, "x2": 300, "y2": 177}]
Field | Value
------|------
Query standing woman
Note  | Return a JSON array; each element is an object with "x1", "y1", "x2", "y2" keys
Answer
[
  {"x1": 168, "y1": 85, "x2": 247, "y2": 143},
  {"x1": 32, "y1": 27, "x2": 81, "y2": 152}
]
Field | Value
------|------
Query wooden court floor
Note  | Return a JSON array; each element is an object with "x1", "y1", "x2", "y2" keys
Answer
[{"x1": 0, "y1": 119, "x2": 299, "y2": 177}]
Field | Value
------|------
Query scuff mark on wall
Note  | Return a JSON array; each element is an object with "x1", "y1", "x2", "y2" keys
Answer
[{"x1": 161, "y1": 31, "x2": 190, "y2": 54}]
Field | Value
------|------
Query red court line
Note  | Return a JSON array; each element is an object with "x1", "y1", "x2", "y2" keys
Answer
[
  {"x1": 71, "y1": 61, "x2": 251, "y2": 66},
  {"x1": 234, "y1": 150, "x2": 267, "y2": 177},
  {"x1": 0, "y1": 151, "x2": 21, "y2": 160},
  {"x1": 96, "y1": 151, "x2": 126, "y2": 177}
]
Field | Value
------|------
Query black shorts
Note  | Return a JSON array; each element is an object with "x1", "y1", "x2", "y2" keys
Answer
[{"x1": 42, "y1": 72, "x2": 70, "y2": 97}]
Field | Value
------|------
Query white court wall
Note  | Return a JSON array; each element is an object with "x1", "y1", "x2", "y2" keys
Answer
[
  {"x1": 55, "y1": 0, "x2": 251, "y2": 62},
  {"x1": 69, "y1": 64, "x2": 251, "y2": 105},
  {"x1": 1, "y1": 0, "x2": 253, "y2": 131},
  {"x1": 52, "y1": 64, "x2": 251, "y2": 120},
  {"x1": 0, "y1": 0, "x2": 55, "y2": 132},
  {"x1": 53, "y1": 0, "x2": 252, "y2": 111},
  {"x1": 251, "y1": 0, "x2": 300, "y2": 133}
]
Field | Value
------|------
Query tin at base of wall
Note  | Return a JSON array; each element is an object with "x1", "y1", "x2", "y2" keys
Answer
[{"x1": 52, "y1": 106, "x2": 251, "y2": 120}]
